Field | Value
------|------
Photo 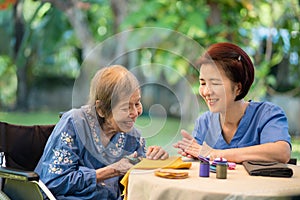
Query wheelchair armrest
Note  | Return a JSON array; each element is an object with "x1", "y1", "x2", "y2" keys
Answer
[{"x1": 0, "y1": 166, "x2": 39, "y2": 181}]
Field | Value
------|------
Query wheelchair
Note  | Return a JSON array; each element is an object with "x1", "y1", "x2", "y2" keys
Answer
[{"x1": 0, "y1": 121, "x2": 56, "y2": 200}]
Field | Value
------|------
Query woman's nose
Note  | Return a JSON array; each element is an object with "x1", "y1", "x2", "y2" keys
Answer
[
  {"x1": 129, "y1": 106, "x2": 138, "y2": 118},
  {"x1": 201, "y1": 85, "x2": 212, "y2": 96},
  {"x1": 204, "y1": 85, "x2": 211, "y2": 94}
]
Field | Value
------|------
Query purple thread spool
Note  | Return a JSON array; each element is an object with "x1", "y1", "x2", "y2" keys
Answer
[{"x1": 198, "y1": 156, "x2": 210, "y2": 177}]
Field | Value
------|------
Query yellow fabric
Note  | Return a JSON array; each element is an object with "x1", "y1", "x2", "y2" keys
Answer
[{"x1": 120, "y1": 156, "x2": 192, "y2": 200}]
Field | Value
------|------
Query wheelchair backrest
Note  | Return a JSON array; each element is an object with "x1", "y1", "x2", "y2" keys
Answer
[{"x1": 0, "y1": 122, "x2": 55, "y2": 171}]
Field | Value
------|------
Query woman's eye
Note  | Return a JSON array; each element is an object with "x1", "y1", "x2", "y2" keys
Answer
[{"x1": 121, "y1": 108, "x2": 129, "y2": 112}]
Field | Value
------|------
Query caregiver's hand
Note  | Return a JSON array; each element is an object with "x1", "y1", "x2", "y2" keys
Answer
[
  {"x1": 173, "y1": 130, "x2": 203, "y2": 158},
  {"x1": 146, "y1": 146, "x2": 169, "y2": 160}
]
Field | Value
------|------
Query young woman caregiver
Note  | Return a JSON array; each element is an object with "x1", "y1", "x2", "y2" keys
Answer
[{"x1": 173, "y1": 42, "x2": 291, "y2": 164}]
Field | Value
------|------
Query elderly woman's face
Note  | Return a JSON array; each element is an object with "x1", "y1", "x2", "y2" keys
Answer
[{"x1": 110, "y1": 89, "x2": 143, "y2": 132}]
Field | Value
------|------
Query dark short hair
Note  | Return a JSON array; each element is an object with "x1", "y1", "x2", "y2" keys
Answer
[{"x1": 197, "y1": 42, "x2": 254, "y2": 101}]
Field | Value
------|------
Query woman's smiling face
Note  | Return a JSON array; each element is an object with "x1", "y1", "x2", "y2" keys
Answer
[
  {"x1": 199, "y1": 63, "x2": 240, "y2": 113},
  {"x1": 110, "y1": 89, "x2": 143, "y2": 133}
]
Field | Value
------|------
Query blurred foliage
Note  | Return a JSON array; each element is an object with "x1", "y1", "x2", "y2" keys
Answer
[
  {"x1": 0, "y1": 0, "x2": 299, "y2": 109},
  {"x1": 0, "y1": 55, "x2": 17, "y2": 108},
  {"x1": 121, "y1": 0, "x2": 300, "y2": 101}
]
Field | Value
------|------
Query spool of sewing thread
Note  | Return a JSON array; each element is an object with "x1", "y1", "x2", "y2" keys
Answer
[
  {"x1": 215, "y1": 157, "x2": 228, "y2": 179},
  {"x1": 198, "y1": 156, "x2": 210, "y2": 177}
]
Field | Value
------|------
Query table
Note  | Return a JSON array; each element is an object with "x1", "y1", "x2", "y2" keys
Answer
[{"x1": 127, "y1": 162, "x2": 300, "y2": 200}]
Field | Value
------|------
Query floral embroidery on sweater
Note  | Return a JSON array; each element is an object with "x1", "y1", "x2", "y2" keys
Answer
[{"x1": 48, "y1": 132, "x2": 74, "y2": 174}]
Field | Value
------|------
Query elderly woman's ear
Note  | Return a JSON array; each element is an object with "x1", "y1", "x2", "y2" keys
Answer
[{"x1": 95, "y1": 100, "x2": 105, "y2": 118}]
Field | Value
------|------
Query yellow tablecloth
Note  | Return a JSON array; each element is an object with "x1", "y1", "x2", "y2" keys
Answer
[{"x1": 120, "y1": 156, "x2": 191, "y2": 200}]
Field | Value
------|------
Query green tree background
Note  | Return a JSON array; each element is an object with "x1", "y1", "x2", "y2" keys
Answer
[
  {"x1": 0, "y1": 0, "x2": 299, "y2": 130},
  {"x1": 0, "y1": 0, "x2": 299, "y2": 159}
]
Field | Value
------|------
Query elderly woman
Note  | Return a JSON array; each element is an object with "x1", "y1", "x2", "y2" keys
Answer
[
  {"x1": 173, "y1": 42, "x2": 291, "y2": 164},
  {"x1": 35, "y1": 65, "x2": 169, "y2": 200}
]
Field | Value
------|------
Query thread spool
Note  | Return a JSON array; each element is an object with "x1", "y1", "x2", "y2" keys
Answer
[
  {"x1": 198, "y1": 156, "x2": 210, "y2": 177},
  {"x1": 216, "y1": 162, "x2": 227, "y2": 179},
  {"x1": 215, "y1": 157, "x2": 227, "y2": 179},
  {"x1": 199, "y1": 161, "x2": 210, "y2": 177}
]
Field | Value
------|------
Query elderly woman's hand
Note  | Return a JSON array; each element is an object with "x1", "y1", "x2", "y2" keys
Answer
[
  {"x1": 96, "y1": 152, "x2": 136, "y2": 182},
  {"x1": 146, "y1": 146, "x2": 169, "y2": 160}
]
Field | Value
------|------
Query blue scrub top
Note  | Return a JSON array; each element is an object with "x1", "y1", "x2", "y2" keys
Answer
[{"x1": 192, "y1": 101, "x2": 291, "y2": 149}]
